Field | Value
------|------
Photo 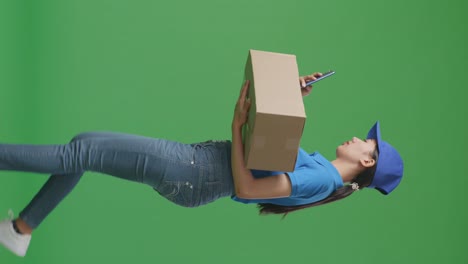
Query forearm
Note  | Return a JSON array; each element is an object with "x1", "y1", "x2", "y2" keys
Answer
[
  {"x1": 231, "y1": 124, "x2": 255, "y2": 197},
  {"x1": 228, "y1": 79, "x2": 292, "y2": 199}
]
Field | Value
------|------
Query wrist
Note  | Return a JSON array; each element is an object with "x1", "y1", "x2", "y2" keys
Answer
[{"x1": 231, "y1": 123, "x2": 242, "y2": 132}]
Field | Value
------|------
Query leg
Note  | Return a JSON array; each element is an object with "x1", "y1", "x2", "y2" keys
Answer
[
  {"x1": 17, "y1": 172, "x2": 84, "y2": 232},
  {"x1": 1, "y1": 134, "x2": 235, "y2": 257},
  {"x1": 0, "y1": 131, "x2": 198, "y2": 257},
  {"x1": 1, "y1": 132, "x2": 193, "y2": 230},
  {"x1": 16, "y1": 132, "x2": 133, "y2": 232}
]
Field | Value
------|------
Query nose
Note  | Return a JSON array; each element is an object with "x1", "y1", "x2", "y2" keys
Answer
[{"x1": 352, "y1": 137, "x2": 358, "y2": 142}]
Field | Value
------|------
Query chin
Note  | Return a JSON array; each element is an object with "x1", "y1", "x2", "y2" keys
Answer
[
  {"x1": 336, "y1": 145, "x2": 348, "y2": 158},
  {"x1": 335, "y1": 146, "x2": 342, "y2": 157}
]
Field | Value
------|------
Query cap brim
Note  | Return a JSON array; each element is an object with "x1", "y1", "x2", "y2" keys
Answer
[{"x1": 366, "y1": 121, "x2": 382, "y2": 151}]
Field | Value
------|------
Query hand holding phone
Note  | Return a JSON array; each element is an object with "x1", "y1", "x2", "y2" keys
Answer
[
  {"x1": 300, "y1": 70, "x2": 335, "y2": 97},
  {"x1": 304, "y1": 70, "x2": 335, "y2": 86}
]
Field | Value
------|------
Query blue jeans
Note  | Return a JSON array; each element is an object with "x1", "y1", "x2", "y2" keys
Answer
[{"x1": 0, "y1": 132, "x2": 235, "y2": 229}]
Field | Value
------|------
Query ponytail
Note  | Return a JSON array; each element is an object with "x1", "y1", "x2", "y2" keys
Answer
[{"x1": 257, "y1": 184, "x2": 357, "y2": 216}]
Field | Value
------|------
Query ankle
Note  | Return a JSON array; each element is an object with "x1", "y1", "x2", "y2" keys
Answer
[{"x1": 14, "y1": 218, "x2": 33, "y2": 235}]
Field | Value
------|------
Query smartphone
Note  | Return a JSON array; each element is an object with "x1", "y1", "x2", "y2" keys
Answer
[{"x1": 305, "y1": 70, "x2": 335, "y2": 86}]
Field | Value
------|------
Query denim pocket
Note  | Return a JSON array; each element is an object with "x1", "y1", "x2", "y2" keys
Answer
[{"x1": 157, "y1": 180, "x2": 195, "y2": 207}]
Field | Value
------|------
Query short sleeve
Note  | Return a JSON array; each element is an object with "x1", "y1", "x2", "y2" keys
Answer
[
  {"x1": 287, "y1": 166, "x2": 335, "y2": 201},
  {"x1": 231, "y1": 151, "x2": 342, "y2": 206}
]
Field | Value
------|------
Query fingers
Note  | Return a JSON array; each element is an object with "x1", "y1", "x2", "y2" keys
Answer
[
  {"x1": 235, "y1": 80, "x2": 251, "y2": 112},
  {"x1": 300, "y1": 72, "x2": 323, "y2": 87},
  {"x1": 243, "y1": 98, "x2": 251, "y2": 116},
  {"x1": 301, "y1": 86, "x2": 313, "y2": 97},
  {"x1": 240, "y1": 80, "x2": 250, "y2": 98},
  {"x1": 313, "y1": 72, "x2": 323, "y2": 78},
  {"x1": 306, "y1": 76, "x2": 317, "y2": 85},
  {"x1": 233, "y1": 86, "x2": 252, "y2": 127},
  {"x1": 306, "y1": 72, "x2": 323, "y2": 80},
  {"x1": 299, "y1": 77, "x2": 306, "y2": 88}
]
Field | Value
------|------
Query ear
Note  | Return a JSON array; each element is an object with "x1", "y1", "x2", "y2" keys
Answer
[{"x1": 360, "y1": 158, "x2": 376, "y2": 168}]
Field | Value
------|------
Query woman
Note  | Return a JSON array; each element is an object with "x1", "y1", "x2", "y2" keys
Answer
[{"x1": 0, "y1": 73, "x2": 404, "y2": 257}]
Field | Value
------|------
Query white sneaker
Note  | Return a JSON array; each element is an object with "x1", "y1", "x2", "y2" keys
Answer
[{"x1": 0, "y1": 210, "x2": 31, "y2": 257}]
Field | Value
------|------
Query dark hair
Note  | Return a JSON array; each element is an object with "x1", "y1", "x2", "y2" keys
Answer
[{"x1": 257, "y1": 147, "x2": 379, "y2": 218}]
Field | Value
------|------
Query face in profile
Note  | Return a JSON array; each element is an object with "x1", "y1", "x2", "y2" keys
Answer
[{"x1": 336, "y1": 137, "x2": 377, "y2": 167}]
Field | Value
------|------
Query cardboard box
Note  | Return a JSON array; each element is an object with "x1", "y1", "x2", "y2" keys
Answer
[{"x1": 242, "y1": 49, "x2": 306, "y2": 172}]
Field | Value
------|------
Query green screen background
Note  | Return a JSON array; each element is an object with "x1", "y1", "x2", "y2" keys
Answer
[{"x1": 1, "y1": 0, "x2": 466, "y2": 263}]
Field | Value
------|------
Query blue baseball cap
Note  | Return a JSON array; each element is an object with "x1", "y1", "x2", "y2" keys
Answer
[{"x1": 366, "y1": 121, "x2": 404, "y2": 195}]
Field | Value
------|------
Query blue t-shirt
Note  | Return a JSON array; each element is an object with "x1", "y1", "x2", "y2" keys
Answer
[{"x1": 231, "y1": 148, "x2": 344, "y2": 206}]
